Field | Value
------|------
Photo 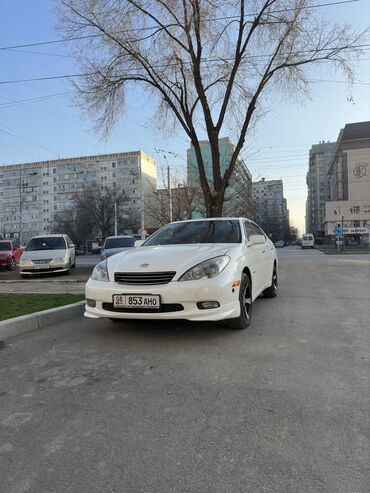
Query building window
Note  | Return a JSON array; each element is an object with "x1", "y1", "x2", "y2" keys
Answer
[
  {"x1": 349, "y1": 206, "x2": 360, "y2": 214},
  {"x1": 363, "y1": 205, "x2": 370, "y2": 214}
]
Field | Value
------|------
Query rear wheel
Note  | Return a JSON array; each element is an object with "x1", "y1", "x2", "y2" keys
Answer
[
  {"x1": 227, "y1": 273, "x2": 252, "y2": 330},
  {"x1": 263, "y1": 264, "x2": 278, "y2": 298}
]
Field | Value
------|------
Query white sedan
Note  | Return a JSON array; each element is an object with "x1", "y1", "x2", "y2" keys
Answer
[{"x1": 85, "y1": 218, "x2": 278, "y2": 329}]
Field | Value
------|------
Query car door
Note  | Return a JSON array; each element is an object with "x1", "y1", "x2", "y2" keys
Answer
[
  {"x1": 243, "y1": 220, "x2": 266, "y2": 297},
  {"x1": 250, "y1": 222, "x2": 274, "y2": 289},
  {"x1": 65, "y1": 236, "x2": 75, "y2": 266}
]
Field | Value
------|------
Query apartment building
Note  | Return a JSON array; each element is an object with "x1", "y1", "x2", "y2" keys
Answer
[
  {"x1": 0, "y1": 151, "x2": 156, "y2": 244},
  {"x1": 305, "y1": 141, "x2": 336, "y2": 235},
  {"x1": 187, "y1": 137, "x2": 253, "y2": 218},
  {"x1": 324, "y1": 121, "x2": 370, "y2": 241},
  {"x1": 252, "y1": 178, "x2": 289, "y2": 241}
]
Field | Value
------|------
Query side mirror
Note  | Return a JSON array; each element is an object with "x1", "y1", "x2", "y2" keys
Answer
[
  {"x1": 248, "y1": 234, "x2": 265, "y2": 246},
  {"x1": 134, "y1": 240, "x2": 145, "y2": 247}
]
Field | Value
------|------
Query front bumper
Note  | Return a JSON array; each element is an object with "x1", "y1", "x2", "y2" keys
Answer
[
  {"x1": 84, "y1": 274, "x2": 241, "y2": 322},
  {"x1": 19, "y1": 262, "x2": 69, "y2": 274}
]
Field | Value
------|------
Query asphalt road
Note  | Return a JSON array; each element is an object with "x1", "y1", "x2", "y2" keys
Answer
[
  {"x1": 1, "y1": 248, "x2": 370, "y2": 492},
  {"x1": 0, "y1": 255, "x2": 99, "y2": 293}
]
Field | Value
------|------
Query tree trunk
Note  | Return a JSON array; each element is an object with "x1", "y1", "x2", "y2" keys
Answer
[{"x1": 206, "y1": 195, "x2": 224, "y2": 217}]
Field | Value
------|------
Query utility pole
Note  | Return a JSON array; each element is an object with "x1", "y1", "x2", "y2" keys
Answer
[
  {"x1": 140, "y1": 162, "x2": 145, "y2": 239},
  {"x1": 114, "y1": 201, "x2": 118, "y2": 236},
  {"x1": 167, "y1": 165, "x2": 172, "y2": 222},
  {"x1": 341, "y1": 215, "x2": 345, "y2": 253},
  {"x1": 19, "y1": 168, "x2": 22, "y2": 246}
]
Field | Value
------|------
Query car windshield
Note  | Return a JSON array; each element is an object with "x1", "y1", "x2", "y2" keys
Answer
[
  {"x1": 0, "y1": 242, "x2": 12, "y2": 251},
  {"x1": 144, "y1": 220, "x2": 241, "y2": 246},
  {"x1": 26, "y1": 237, "x2": 66, "y2": 251},
  {"x1": 105, "y1": 237, "x2": 135, "y2": 249}
]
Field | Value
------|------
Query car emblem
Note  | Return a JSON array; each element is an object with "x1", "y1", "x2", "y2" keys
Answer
[{"x1": 139, "y1": 263, "x2": 149, "y2": 268}]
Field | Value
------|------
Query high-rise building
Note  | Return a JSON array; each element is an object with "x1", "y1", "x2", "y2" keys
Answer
[
  {"x1": 324, "y1": 121, "x2": 370, "y2": 241},
  {"x1": 252, "y1": 178, "x2": 289, "y2": 241},
  {"x1": 0, "y1": 151, "x2": 156, "y2": 244},
  {"x1": 187, "y1": 137, "x2": 253, "y2": 218},
  {"x1": 305, "y1": 141, "x2": 336, "y2": 236}
]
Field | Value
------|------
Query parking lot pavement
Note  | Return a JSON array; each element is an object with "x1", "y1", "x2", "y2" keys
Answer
[
  {"x1": 1, "y1": 249, "x2": 370, "y2": 492},
  {"x1": 0, "y1": 256, "x2": 100, "y2": 293}
]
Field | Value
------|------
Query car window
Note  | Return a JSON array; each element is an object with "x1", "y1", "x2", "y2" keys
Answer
[
  {"x1": 0, "y1": 242, "x2": 12, "y2": 251},
  {"x1": 144, "y1": 220, "x2": 241, "y2": 246},
  {"x1": 26, "y1": 237, "x2": 67, "y2": 251},
  {"x1": 66, "y1": 236, "x2": 74, "y2": 248},
  {"x1": 250, "y1": 222, "x2": 266, "y2": 238},
  {"x1": 105, "y1": 237, "x2": 135, "y2": 248},
  {"x1": 243, "y1": 221, "x2": 256, "y2": 240}
]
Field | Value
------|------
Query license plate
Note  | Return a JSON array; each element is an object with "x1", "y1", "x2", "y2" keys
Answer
[
  {"x1": 113, "y1": 294, "x2": 161, "y2": 309},
  {"x1": 34, "y1": 264, "x2": 49, "y2": 269}
]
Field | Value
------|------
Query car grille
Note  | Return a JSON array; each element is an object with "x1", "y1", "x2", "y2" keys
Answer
[
  {"x1": 32, "y1": 259, "x2": 52, "y2": 264},
  {"x1": 102, "y1": 302, "x2": 183, "y2": 313},
  {"x1": 114, "y1": 272, "x2": 176, "y2": 285}
]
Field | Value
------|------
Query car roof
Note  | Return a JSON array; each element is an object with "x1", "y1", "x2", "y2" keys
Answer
[
  {"x1": 105, "y1": 235, "x2": 135, "y2": 239},
  {"x1": 168, "y1": 217, "x2": 249, "y2": 225},
  {"x1": 30, "y1": 234, "x2": 66, "y2": 238}
]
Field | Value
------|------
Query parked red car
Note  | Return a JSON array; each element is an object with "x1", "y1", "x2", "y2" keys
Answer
[{"x1": 0, "y1": 240, "x2": 23, "y2": 271}]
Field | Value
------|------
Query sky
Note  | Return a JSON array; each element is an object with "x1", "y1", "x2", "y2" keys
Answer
[{"x1": 0, "y1": 0, "x2": 369, "y2": 233}]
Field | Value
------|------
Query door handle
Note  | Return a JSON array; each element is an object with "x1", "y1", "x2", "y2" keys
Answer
[{"x1": 261, "y1": 250, "x2": 266, "y2": 253}]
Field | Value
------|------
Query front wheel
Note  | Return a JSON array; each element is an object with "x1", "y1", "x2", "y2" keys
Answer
[
  {"x1": 227, "y1": 273, "x2": 252, "y2": 330},
  {"x1": 6, "y1": 258, "x2": 16, "y2": 271},
  {"x1": 263, "y1": 264, "x2": 278, "y2": 298}
]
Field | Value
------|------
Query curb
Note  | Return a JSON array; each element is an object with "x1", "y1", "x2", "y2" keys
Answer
[
  {"x1": 0, "y1": 280, "x2": 86, "y2": 284},
  {"x1": 0, "y1": 301, "x2": 85, "y2": 341}
]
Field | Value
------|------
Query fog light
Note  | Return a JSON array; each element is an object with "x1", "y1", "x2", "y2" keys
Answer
[
  {"x1": 197, "y1": 301, "x2": 220, "y2": 310},
  {"x1": 86, "y1": 299, "x2": 96, "y2": 308}
]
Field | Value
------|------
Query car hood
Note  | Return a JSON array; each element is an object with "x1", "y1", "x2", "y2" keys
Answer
[
  {"x1": 107, "y1": 244, "x2": 237, "y2": 279},
  {"x1": 21, "y1": 249, "x2": 67, "y2": 261},
  {"x1": 102, "y1": 247, "x2": 133, "y2": 258}
]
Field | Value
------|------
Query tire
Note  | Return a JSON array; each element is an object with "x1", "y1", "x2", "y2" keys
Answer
[
  {"x1": 263, "y1": 264, "x2": 278, "y2": 298},
  {"x1": 71, "y1": 257, "x2": 76, "y2": 268},
  {"x1": 6, "y1": 258, "x2": 16, "y2": 271},
  {"x1": 227, "y1": 272, "x2": 252, "y2": 330}
]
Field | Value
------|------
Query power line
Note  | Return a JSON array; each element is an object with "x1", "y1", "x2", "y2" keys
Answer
[
  {"x1": 0, "y1": 92, "x2": 73, "y2": 108},
  {"x1": 0, "y1": 124, "x2": 58, "y2": 157},
  {"x1": 0, "y1": 0, "x2": 361, "y2": 52}
]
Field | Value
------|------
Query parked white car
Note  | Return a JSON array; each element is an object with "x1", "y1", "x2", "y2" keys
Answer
[
  {"x1": 85, "y1": 218, "x2": 278, "y2": 329},
  {"x1": 19, "y1": 234, "x2": 76, "y2": 277}
]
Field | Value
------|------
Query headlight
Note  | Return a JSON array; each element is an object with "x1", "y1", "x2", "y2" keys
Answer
[
  {"x1": 51, "y1": 257, "x2": 67, "y2": 263},
  {"x1": 179, "y1": 256, "x2": 230, "y2": 282},
  {"x1": 19, "y1": 259, "x2": 32, "y2": 266},
  {"x1": 91, "y1": 260, "x2": 109, "y2": 282}
]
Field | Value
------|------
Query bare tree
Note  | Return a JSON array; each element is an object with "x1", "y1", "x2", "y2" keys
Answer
[
  {"x1": 51, "y1": 207, "x2": 93, "y2": 247},
  {"x1": 51, "y1": 187, "x2": 137, "y2": 242},
  {"x1": 145, "y1": 166, "x2": 199, "y2": 227},
  {"x1": 59, "y1": 0, "x2": 366, "y2": 216}
]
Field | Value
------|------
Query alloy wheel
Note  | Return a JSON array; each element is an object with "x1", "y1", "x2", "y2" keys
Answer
[{"x1": 243, "y1": 282, "x2": 252, "y2": 320}]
